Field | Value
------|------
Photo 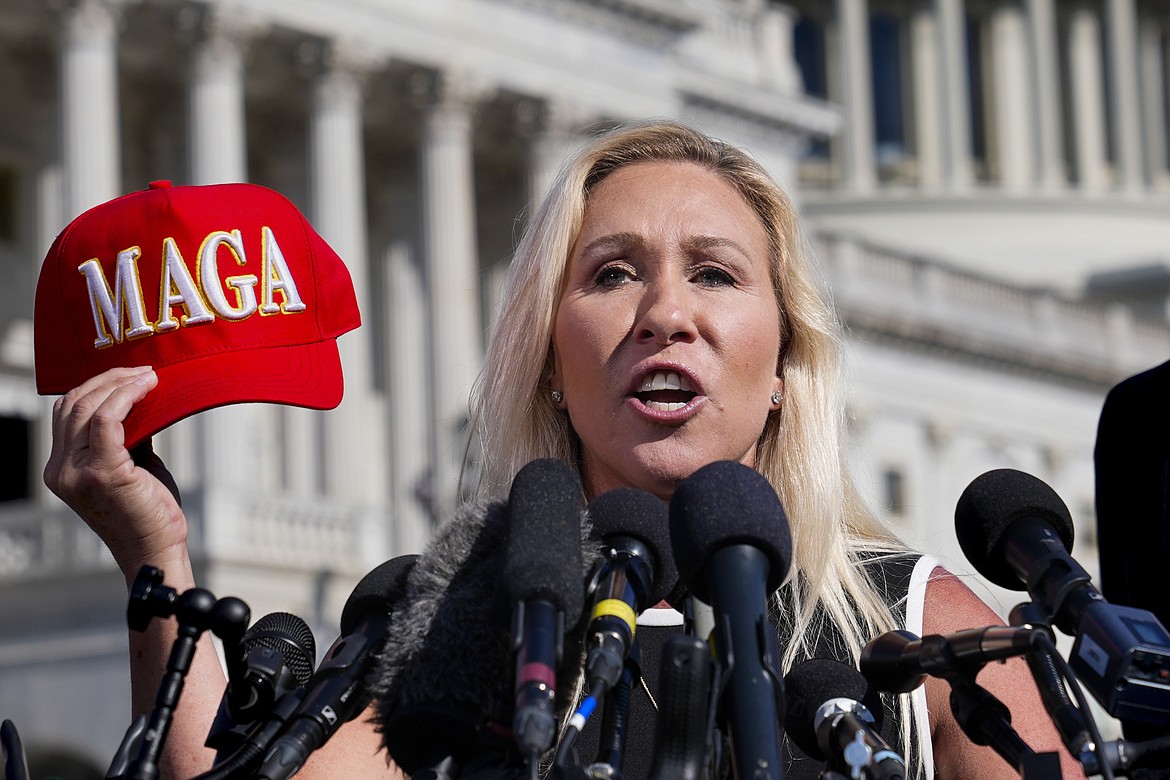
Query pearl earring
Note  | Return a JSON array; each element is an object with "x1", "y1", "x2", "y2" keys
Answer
[
  {"x1": 771, "y1": 390, "x2": 783, "y2": 405},
  {"x1": 551, "y1": 389, "x2": 564, "y2": 404}
]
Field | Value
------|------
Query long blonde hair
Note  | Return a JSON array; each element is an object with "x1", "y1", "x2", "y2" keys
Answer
[{"x1": 471, "y1": 120, "x2": 924, "y2": 773}]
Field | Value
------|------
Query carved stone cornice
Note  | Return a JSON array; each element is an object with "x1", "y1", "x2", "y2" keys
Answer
[
  {"x1": 817, "y1": 232, "x2": 1170, "y2": 389},
  {"x1": 501, "y1": 0, "x2": 703, "y2": 46},
  {"x1": 677, "y1": 66, "x2": 842, "y2": 139}
]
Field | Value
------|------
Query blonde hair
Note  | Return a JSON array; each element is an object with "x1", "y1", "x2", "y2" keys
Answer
[{"x1": 471, "y1": 121, "x2": 924, "y2": 774}]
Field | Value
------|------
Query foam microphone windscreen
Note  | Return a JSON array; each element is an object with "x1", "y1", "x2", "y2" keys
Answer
[
  {"x1": 372, "y1": 503, "x2": 514, "y2": 771},
  {"x1": 587, "y1": 487, "x2": 679, "y2": 605},
  {"x1": 501, "y1": 458, "x2": 586, "y2": 624},
  {"x1": 372, "y1": 463, "x2": 598, "y2": 773},
  {"x1": 783, "y1": 658, "x2": 884, "y2": 761},
  {"x1": 953, "y1": 468, "x2": 1075, "y2": 591},
  {"x1": 668, "y1": 460, "x2": 792, "y2": 603},
  {"x1": 341, "y1": 554, "x2": 419, "y2": 635}
]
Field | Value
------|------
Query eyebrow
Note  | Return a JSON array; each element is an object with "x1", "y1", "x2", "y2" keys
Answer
[
  {"x1": 578, "y1": 232, "x2": 644, "y2": 257},
  {"x1": 578, "y1": 232, "x2": 752, "y2": 260}
]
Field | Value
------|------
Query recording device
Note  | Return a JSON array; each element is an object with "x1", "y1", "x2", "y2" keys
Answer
[
  {"x1": 501, "y1": 459, "x2": 586, "y2": 772},
  {"x1": 860, "y1": 626, "x2": 1042, "y2": 693},
  {"x1": 784, "y1": 659, "x2": 905, "y2": 780},
  {"x1": 205, "y1": 611, "x2": 317, "y2": 756},
  {"x1": 583, "y1": 487, "x2": 676, "y2": 692},
  {"x1": 955, "y1": 468, "x2": 1170, "y2": 726},
  {"x1": 670, "y1": 460, "x2": 791, "y2": 780},
  {"x1": 255, "y1": 555, "x2": 417, "y2": 780}
]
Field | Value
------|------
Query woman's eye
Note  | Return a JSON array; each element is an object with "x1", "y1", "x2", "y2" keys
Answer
[
  {"x1": 595, "y1": 265, "x2": 634, "y2": 287},
  {"x1": 695, "y1": 266, "x2": 735, "y2": 287}
]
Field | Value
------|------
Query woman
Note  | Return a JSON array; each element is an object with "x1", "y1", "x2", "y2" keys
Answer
[{"x1": 46, "y1": 121, "x2": 1081, "y2": 778}]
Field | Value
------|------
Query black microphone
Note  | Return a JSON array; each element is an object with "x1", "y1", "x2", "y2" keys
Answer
[
  {"x1": 255, "y1": 554, "x2": 418, "y2": 780},
  {"x1": 502, "y1": 458, "x2": 586, "y2": 771},
  {"x1": 373, "y1": 497, "x2": 598, "y2": 776},
  {"x1": 784, "y1": 659, "x2": 905, "y2": 780},
  {"x1": 955, "y1": 468, "x2": 1170, "y2": 726},
  {"x1": 2, "y1": 720, "x2": 29, "y2": 780},
  {"x1": 583, "y1": 487, "x2": 677, "y2": 691},
  {"x1": 206, "y1": 612, "x2": 317, "y2": 756},
  {"x1": 670, "y1": 461, "x2": 791, "y2": 780},
  {"x1": 860, "y1": 626, "x2": 1043, "y2": 693}
]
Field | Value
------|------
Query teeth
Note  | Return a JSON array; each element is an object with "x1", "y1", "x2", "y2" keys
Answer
[
  {"x1": 638, "y1": 370, "x2": 693, "y2": 393},
  {"x1": 645, "y1": 400, "x2": 686, "y2": 412}
]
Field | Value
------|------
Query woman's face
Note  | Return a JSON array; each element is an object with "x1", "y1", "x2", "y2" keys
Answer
[{"x1": 551, "y1": 160, "x2": 784, "y2": 500}]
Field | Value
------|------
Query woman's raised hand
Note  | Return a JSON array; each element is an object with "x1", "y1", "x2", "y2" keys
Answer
[{"x1": 44, "y1": 366, "x2": 189, "y2": 582}]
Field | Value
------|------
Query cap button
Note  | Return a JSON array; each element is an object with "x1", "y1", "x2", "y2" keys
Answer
[{"x1": 149, "y1": 180, "x2": 173, "y2": 189}]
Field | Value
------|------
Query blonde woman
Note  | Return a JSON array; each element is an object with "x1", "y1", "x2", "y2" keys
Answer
[{"x1": 47, "y1": 121, "x2": 1081, "y2": 779}]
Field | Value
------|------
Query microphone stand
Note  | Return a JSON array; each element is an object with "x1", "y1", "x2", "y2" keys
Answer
[
  {"x1": 944, "y1": 674, "x2": 1062, "y2": 779},
  {"x1": 109, "y1": 567, "x2": 251, "y2": 780}
]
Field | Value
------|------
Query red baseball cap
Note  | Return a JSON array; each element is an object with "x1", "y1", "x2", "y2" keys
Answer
[{"x1": 34, "y1": 180, "x2": 361, "y2": 448}]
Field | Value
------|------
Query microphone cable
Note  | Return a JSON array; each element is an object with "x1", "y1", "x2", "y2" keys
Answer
[
  {"x1": 1027, "y1": 630, "x2": 1114, "y2": 779},
  {"x1": 554, "y1": 679, "x2": 607, "y2": 772}
]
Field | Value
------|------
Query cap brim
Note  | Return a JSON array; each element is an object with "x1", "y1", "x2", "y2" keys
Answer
[{"x1": 122, "y1": 339, "x2": 345, "y2": 449}]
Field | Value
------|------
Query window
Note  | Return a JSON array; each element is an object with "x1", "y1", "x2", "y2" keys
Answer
[
  {"x1": 0, "y1": 416, "x2": 31, "y2": 501},
  {"x1": 882, "y1": 467, "x2": 906, "y2": 518}
]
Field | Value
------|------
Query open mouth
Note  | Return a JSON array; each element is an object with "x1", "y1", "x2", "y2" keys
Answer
[{"x1": 632, "y1": 370, "x2": 698, "y2": 412}]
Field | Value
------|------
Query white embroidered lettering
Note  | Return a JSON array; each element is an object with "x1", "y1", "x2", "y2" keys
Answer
[
  {"x1": 260, "y1": 227, "x2": 306, "y2": 314},
  {"x1": 157, "y1": 237, "x2": 215, "y2": 332},
  {"x1": 79, "y1": 248, "x2": 156, "y2": 348},
  {"x1": 200, "y1": 230, "x2": 258, "y2": 320}
]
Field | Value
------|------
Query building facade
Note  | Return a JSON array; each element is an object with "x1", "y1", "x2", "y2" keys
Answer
[{"x1": 0, "y1": 0, "x2": 1167, "y2": 774}]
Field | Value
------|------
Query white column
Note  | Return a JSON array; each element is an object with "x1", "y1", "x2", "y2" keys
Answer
[
  {"x1": 935, "y1": 0, "x2": 974, "y2": 190},
  {"x1": 837, "y1": 0, "x2": 876, "y2": 192},
  {"x1": 522, "y1": 99, "x2": 591, "y2": 217},
  {"x1": 385, "y1": 242, "x2": 431, "y2": 553},
  {"x1": 188, "y1": 14, "x2": 248, "y2": 185},
  {"x1": 1139, "y1": 17, "x2": 1169, "y2": 183},
  {"x1": 909, "y1": 6, "x2": 944, "y2": 190},
  {"x1": 1026, "y1": 0, "x2": 1064, "y2": 191},
  {"x1": 758, "y1": 4, "x2": 803, "y2": 94},
  {"x1": 59, "y1": 0, "x2": 121, "y2": 218},
  {"x1": 184, "y1": 11, "x2": 274, "y2": 494},
  {"x1": 309, "y1": 43, "x2": 388, "y2": 508},
  {"x1": 1105, "y1": 0, "x2": 1144, "y2": 194},
  {"x1": 1068, "y1": 5, "x2": 1109, "y2": 192},
  {"x1": 988, "y1": 2, "x2": 1032, "y2": 191},
  {"x1": 417, "y1": 70, "x2": 487, "y2": 517}
]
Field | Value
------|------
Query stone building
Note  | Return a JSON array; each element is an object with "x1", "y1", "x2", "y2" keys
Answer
[{"x1": 0, "y1": 0, "x2": 1167, "y2": 774}]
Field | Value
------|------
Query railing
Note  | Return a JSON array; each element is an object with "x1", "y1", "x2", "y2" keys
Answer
[
  {"x1": 0, "y1": 490, "x2": 382, "y2": 582},
  {"x1": 814, "y1": 232, "x2": 1170, "y2": 383}
]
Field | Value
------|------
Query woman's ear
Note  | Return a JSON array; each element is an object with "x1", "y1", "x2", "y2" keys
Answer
[{"x1": 548, "y1": 348, "x2": 566, "y2": 409}]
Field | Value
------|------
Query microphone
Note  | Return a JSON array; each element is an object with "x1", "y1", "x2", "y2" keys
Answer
[
  {"x1": 583, "y1": 487, "x2": 677, "y2": 692},
  {"x1": 2, "y1": 720, "x2": 29, "y2": 780},
  {"x1": 206, "y1": 612, "x2": 317, "y2": 755},
  {"x1": 784, "y1": 659, "x2": 905, "y2": 780},
  {"x1": 670, "y1": 461, "x2": 791, "y2": 780},
  {"x1": 256, "y1": 554, "x2": 417, "y2": 780},
  {"x1": 955, "y1": 468, "x2": 1170, "y2": 726},
  {"x1": 860, "y1": 626, "x2": 1043, "y2": 693},
  {"x1": 501, "y1": 458, "x2": 586, "y2": 771}
]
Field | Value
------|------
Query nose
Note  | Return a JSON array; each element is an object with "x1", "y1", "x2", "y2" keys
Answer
[{"x1": 634, "y1": 277, "x2": 697, "y2": 346}]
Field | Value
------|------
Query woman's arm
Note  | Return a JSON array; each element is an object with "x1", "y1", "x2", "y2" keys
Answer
[
  {"x1": 45, "y1": 367, "x2": 227, "y2": 777},
  {"x1": 923, "y1": 567, "x2": 1088, "y2": 780},
  {"x1": 44, "y1": 367, "x2": 403, "y2": 778}
]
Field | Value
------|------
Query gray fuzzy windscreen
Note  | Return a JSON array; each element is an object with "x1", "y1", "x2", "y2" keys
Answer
[{"x1": 371, "y1": 501, "x2": 597, "y2": 772}]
